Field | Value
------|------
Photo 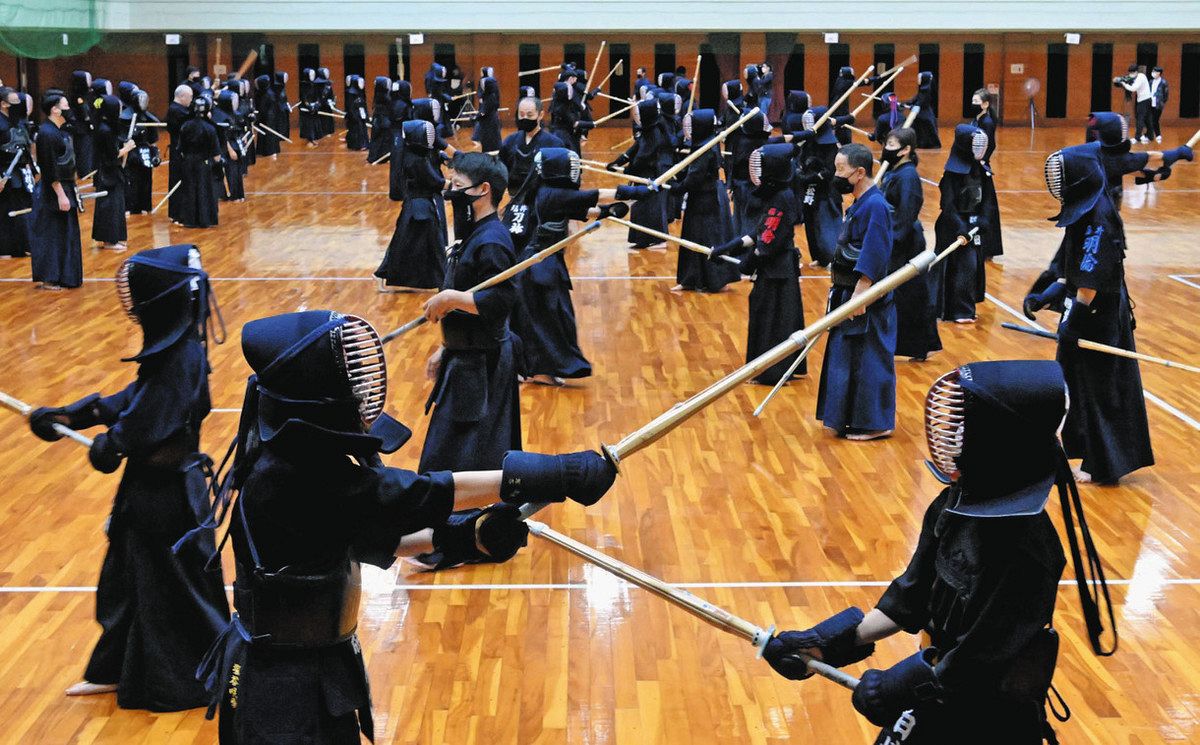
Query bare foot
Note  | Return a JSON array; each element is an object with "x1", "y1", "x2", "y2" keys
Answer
[
  {"x1": 846, "y1": 429, "x2": 894, "y2": 441},
  {"x1": 529, "y1": 374, "x2": 565, "y2": 387},
  {"x1": 66, "y1": 681, "x2": 118, "y2": 696},
  {"x1": 954, "y1": 318, "x2": 976, "y2": 324}
]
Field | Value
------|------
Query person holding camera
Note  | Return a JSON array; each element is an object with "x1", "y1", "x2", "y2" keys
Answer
[{"x1": 1115, "y1": 64, "x2": 1152, "y2": 143}]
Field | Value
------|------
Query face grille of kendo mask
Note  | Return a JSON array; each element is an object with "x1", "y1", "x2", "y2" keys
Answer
[
  {"x1": 801, "y1": 109, "x2": 816, "y2": 131},
  {"x1": 429, "y1": 99, "x2": 442, "y2": 123},
  {"x1": 1044, "y1": 151, "x2": 1064, "y2": 202},
  {"x1": 682, "y1": 114, "x2": 693, "y2": 143},
  {"x1": 136, "y1": 90, "x2": 149, "y2": 111},
  {"x1": 925, "y1": 369, "x2": 966, "y2": 479},
  {"x1": 1117, "y1": 114, "x2": 1129, "y2": 141},
  {"x1": 333, "y1": 314, "x2": 387, "y2": 425},
  {"x1": 972, "y1": 129, "x2": 988, "y2": 160},
  {"x1": 671, "y1": 94, "x2": 682, "y2": 115},
  {"x1": 116, "y1": 260, "x2": 136, "y2": 321},
  {"x1": 748, "y1": 148, "x2": 764, "y2": 187},
  {"x1": 417, "y1": 120, "x2": 436, "y2": 148}
]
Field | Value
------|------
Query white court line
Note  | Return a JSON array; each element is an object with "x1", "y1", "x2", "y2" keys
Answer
[
  {"x1": 0, "y1": 578, "x2": 1190, "y2": 593},
  {"x1": 985, "y1": 292, "x2": 1200, "y2": 431},
  {"x1": 1169, "y1": 275, "x2": 1200, "y2": 291},
  {"x1": 0, "y1": 275, "x2": 831, "y2": 284}
]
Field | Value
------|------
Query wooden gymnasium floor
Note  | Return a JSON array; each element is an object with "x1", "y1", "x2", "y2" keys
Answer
[{"x1": 0, "y1": 121, "x2": 1199, "y2": 745}]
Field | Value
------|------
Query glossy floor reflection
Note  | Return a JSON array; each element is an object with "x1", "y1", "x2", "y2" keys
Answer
[{"x1": 0, "y1": 123, "x2": 1198, "y2": 743}]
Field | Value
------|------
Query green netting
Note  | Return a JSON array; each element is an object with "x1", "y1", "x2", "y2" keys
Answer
[{"x1": 0, "y1": 0, "x2": 103, "y2": 59}]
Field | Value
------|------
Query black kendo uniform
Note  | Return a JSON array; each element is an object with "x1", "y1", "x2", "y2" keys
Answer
[
  {"x1": 935, "y1": 124, "x2": 989, "y2": 322},
  {"x1": 710, "y1": 143, "x2": 807, "y2": 382},
  {"x1": 905, "y1": 72, "x2": 942, "y2": 149},
  {"x1": 315, "y1": 67, "x2": 335, "y2": 139},
  {"x1": 1050, "y1": 144, "x2": 1154, "y2": 484},
  {"x1": 167, "y1": 97, "x2": 193, "y2": 218},
  {"x1": 972, "y1": 105, "x2": 1004, "y2": 260},
  {"x1": 125, "y1": 88, "x2": 162, "y2": 214},
  {"x1": 298, "y1": 68, "x2": 320, "y2": 143},
  {"x1": 193, "y1": 309, "x2": 616, "y2": 740},
  {"x1": 366, "y1": 76, "x2": 391, "y2": 164},
  {"x1": 872, "y1": 93, "x2": 903, "y2": 144},
  {"x1": 765, "y1": 360, "x2": 1116, "y2": 745},
  {"x1": 881, "y1": 154, "x2": 941, "y2": 360},
  {"x1": 424, "y1": 63, "x2": 453, "y2": 138},
  {"x1": 410, "y1": 98, "x2": 451, "y2": 244},
  {"x1": 386, "y1": 80, "x2": 412, "y2": 201},
  {"x1": 270, "y1": 71, "x2": 291, "y2": 141},
  {"x1": 375, "y1": 120, "x2": 447, "y2": 290},
  {"x1": 548, "y1": 80, "x2": 585, "y2": 155},
  {"x1": 498, "y1": 124, "x2": 565, "y2": 254},
  {"x1": 236, "y1": 79, "x2": 257, "y2": 168},
  {"x1": 343, "y1": 76, "x2": 369, "y2": 151},
  {"x1": 796, "y1": 106, "x2": 848, "y2": 267},
  {"x1": 176, "y1": 97, "x2": 221, "y2": 228},
  {"x1": 0, "y1": 98, "x2": 34, "y2": 257},
  {"x1": 727, "y1": 109, "x2": 771, "y2": 238},
  {"x1": 674, "y1": 109, "x2": 739, "y2": 292},
  {"x1": 115, "y1": 81, "x2": 141, "y2": 205},
  {"x1": 213, "y1": 90, "x2": 246, "y2": 201},
  {"x1": 30, "y1": 245, "x2": 230, "y2": 710},
  {"x1": 31, "y1": 116, "x2": 83, "y2": 288},
  {"x1": 831, "y1": 66, "x2": 866, "y2": 146},
  {"x1": 657, "y1": 90, "x2": 685, "y2": 223},
  {"x1": 91, "y1": 95, "x2": 129, "y2": 245},
  {"x1": 69, "y1": 70, "x2": 96, "y2": 177},
  {"x1": 252, "y1": 75, "x2": 280, "y2": 158},
  {"x1": 610, "y1": 99, "x2": 671, "y2": 247},
  {"x1": 472, "y1": 73, "x2": 502, "y2": 153}
]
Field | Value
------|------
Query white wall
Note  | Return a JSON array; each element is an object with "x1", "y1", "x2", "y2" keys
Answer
[{"x1": 83, "y1": 1, "x2": 1200, "y2": 32}]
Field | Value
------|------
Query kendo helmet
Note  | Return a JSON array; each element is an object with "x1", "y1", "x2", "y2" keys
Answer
[
  {"x1": 839, "y1": 65, "x2": 855, "y2": 79},
  {"x1": 192, "y1": 95, "x2": 212, "y2": 115},
  {"x1": 749, "y1": 143, "x2": 795, "y2": 187},
  {"x1": 534, "y1": 147, "x2": 581, "y2": 189},
  {"x1": 802, "y1": 106, "x2": 838, "y2": 145},
  {"x1": 740, "y1": 110, "x2": 771, "y2": 139},
  {"x1": 90, "y1": 78, "x2": 113, "y2": 98},
  {"x1": 1087, "y1": 112, "x2": 1130, "y2": 153},
  {"x1": 373, "y1": 76, "x2": 391, "y2": 105},
  {"x1": 134, "y1": 88, "x2": 150, "y2": 113},
  {"x1": 481, "y1": 66, "x2": 495, "y2": 79},
  {"x1": 70, "y1": 70, "x2": 92, "y2": 99},
  {"x1": 239, "y1": 310, "x2": 409, "y2": 454},
  {"x1": 255, "y1": 75, "x2": 271, "y2": 94},
  {"x1": 743, "y1": 64, "x2": 759, "y2": 80},
  {"x1": 925, "y1": 360, "x2": 1068, "y2": 517},
  {"x1": 275, "y1": 71, "x2": 289, "y2": 87},
  {"x1": 1045, "y1": 143, "x2": 1108, "y2": 227},
  {"x1": 657, "y1": 90, "x2": 682, "y2": 118},
  {"x1": 918, "y1": 71, "x2": 934, "y2": 87},
  {"x1": 402, "y1": 119, "x2": 436, "y2": 151},
  {"x1": 412, "y1": 96, "x2": 441, "y2": 124},
  {"x1": 303, "y1": 67, "x2": 315, "y2": 82},
  {"x1": 392, "y1": 79, "x2": 412, "y2": 102},
  {"x1": 682, "y1": 109, "x2": 716, "y2": 144},
  {"x1": 786, "y1": 90, "x2": 810, "y2": 114},
  {"x1": 722, "y1": 80, "x2": 743, "y2": 103},
  {"x1": 117, "y1": 81, "x2": 138, "y2": 107},
  {"x1": 428, "y1": 63, "x2": 447, "y2": 82},
  {"x1": 115, "y1": 244, "x2": 223, "y2": 361},
  {"x1": 552, "y1": 81, "x2": 574, "y2": 103},
  {"x1": 657, "y1": 72, "x2": 676, "y2": 91},
  {"x1": 633, "y1": 97, "x2": 659, "y2": 128},
  {"x1": 96, "y1": 94, "x2": 122, "y2": 126},
  {"x1": 944, "y1": 124, "x2": 988, "y2": 174},
  {"x1": 317, "y1": 66, "x2": 330, "y2": 80},
  {"x1": 218, "y1": 89, "x2": 239, "y2": 114}
]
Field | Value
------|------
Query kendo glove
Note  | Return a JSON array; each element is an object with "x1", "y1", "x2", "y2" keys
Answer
[
  {"x1": 499, "y1": 450, "x2": 618, "y2": 507},
  {"x1": 708, "y1": 236, "x2": 747, "y2": 263},
  {"x1": 1022, "y1": 276, "x2": 1068, "y2": 319},
  {"x1": 763, "y1": 607, "x2": 874, "y2": 680},
  {"x1": 1134, "y1": 167, "x2": 1171, "y2": 185},
  {"x1": 87, "y1": 431, "x2": 124, "y2": 474},
  {"x1": 615, "y1": 184, "x2": 655, "y2": 200},
  {"x1": 833, "y1": 114, "x2": 856, "y2": 128},
  {"x1": 417, "y1": 503, "x2": 530, "y2": 570},
  {"x1": 29, "y1": 393, "x2": 102, "y2": 442},
  {"x1": 597, "y1": 201, "x2": 630, "y2": 220},
  {"x1": 606, "y1": 158, "x2": 626, "y2": 172},
  {"x1": 1162, "y1": 145, "x2": 1194, "y2": 168},
  {"x1": 851, "y1": 650, "x2": 942, "y2": 727},
  {"x1": 1057, "y1": 298, "x2": 1093, "y2": 352}
]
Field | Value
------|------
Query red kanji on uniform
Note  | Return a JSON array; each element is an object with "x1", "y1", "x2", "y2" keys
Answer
[{"x1": 760, "y1": 207, "x2": 783, "y2": 245}]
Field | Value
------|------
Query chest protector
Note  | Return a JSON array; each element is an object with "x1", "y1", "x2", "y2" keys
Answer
[
  {"x1": 233, "y1": 498, "x2": 361, "y2": 647},
  {"x1": 956, "y1": 173, "x2": 983, "y2": 214},
  {"x1": 54, "y1": 133, "x2": 77, "y2": 182},
  {"x1": 831, "y1": 214, "x2": 862, "y2": 288}
]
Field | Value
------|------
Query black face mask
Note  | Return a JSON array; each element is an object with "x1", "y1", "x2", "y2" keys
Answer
[
  {"x1": 516, "y1": 117, "x2": 538, "y2": 132},
  {"x1": 832, "y1": 175, "x2": 856, "y2": 194},
  {"x1": 967, "y1": 103, "x2": 983, "y2": 118},
  {"x1": 446, "y1": 184, "x2": 486, "y2": 223},
  {"x1": 880, "y1": 147, "x2": 904, "y2": 166}
]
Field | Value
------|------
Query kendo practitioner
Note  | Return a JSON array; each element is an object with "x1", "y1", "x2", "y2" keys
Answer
[
  {"x1": 742, "y1": 64, "x2": 760, "y2": 110},
  {"x1": 410, "y1": 97, "x2": 455, "y2": 245},
  {"x1": 471, "y1": 70, "x2": 502, "y2": 154},
  {"x1": 315, "y1": 66, "x2": 335, "y2": 139},
  {"x1": 708, "y1": 142, "x2": 807, "y2": 382},
  {"x1": 298, "y1": 68, "x2": 321, "y2": 146},
  {"x1": 727, "y1": 109, "x2": 773, "y2": 237},
  {"x1": 236, "y1": 79, "x2": 258, "y2": 169},
  {"x1": 375, "y1": 120, "x2": 447, "y2": 292},
  {"x1": 609, "y1": 98, "x2": 673, "y2": 248},
  {"x1": 184, "y1": 66, "x2": 204, "y2": 98},
  {"x1": 657, "y1": 89, "x2": 685, "y2": 223},
  {"x1": 167, "y1": 84, "x2": 195, "y2": 219},
  {"x1": 31, "y1": 92, "x2": 83, "y2": 290},
  {"x1": 28, "y1": 244, "x2": 231, "y2": 709},
  {"x1": 498, "y1": 96, "x2": 566, "y2": 254},
  {"x1": 765, "y1": 359, "x2": 1115, "y2": 744},
  {"x1": 797, "y1": 106, "x2": 854, "y2": 267},
  {"x1": 870, "y1": 92, "x2": 903, "y2": 145},
  {"x1": 252, "y1": 76, "x2": 279, "y2": 158},
  {"x1": 880, "y1": 127, "x2": 941, "y2": 361},
  {"x1": 935, "y1": 124, "x2": 989, "y2": 323},
  {"x1": 418, "y1": 151, "x2": 532, "y2": 470},
  {"x1": 781, "y1": 90, "x2": 810, "y2": 135},
  {"x1": 672, "y1": 109, "x2": 739, "y2": 293},
  {"x1": 548, "y1": 78, "x2": 585, "y2": 154},
  {"x1": 0, "y1": 87, "x2": 34, "y2": 258},
  {"x1": 815, "y1": 143, "x2": 896, "y2": 440},
  {"x1": 1041, "y1": 144, "x2": 1165, "y2": 484},
  {"x1": 91, "y1": 94, "x2": 134, "y2": 250},
  {"x1": 343, "y1": 75, "x2": 369, "y2": 151},
  {"x1": 191, "y1": 307, "x2": 616, "y2": 743},
  {"x1": 970, "y1": 88, "x2": 1003, "y2": 260},
  {"x1": 213, "y1": 89, "x2": 246, "y2": 202},
  {"x1": 125, "y1": 87, "x2": 162, "y2": 214},
  {"x1": 424, "y1": 63, "x2": 453, "y2": 138},
  {"x1": 366, "y1": 76, "x2": 392, "y2": 164},
  {"x1": 721, "y1": 80, "x2": 745, "y2": 122},
  {"x1": 511, "y1": 148, "x2": 648, "y2": 386},
  {"x1": 674, "y1": 76, "x2": 693, "y2": 117},
  {"x1": 69, "y1": 70, "x2": 96, "y2": 177},
  {"x1": 831, "y1": 66, "x2": 868, "y2": 145},
  {"x1": 175, "y1": 95, "x2": 222, "y2": 229},
  {"x1": 386, "y1": 79, "x2": 412, "y2": 202},
  {"x1": 904, "y1": 71, "x2": 941, "y2": 149},
  {"x1": 270, "y1": 71, "x2": 291, "y2": 142}
]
